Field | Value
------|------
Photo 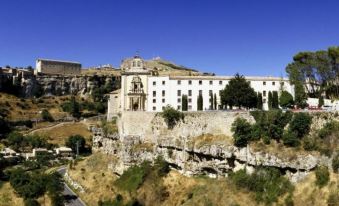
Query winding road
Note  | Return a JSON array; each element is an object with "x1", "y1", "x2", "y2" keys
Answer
[{"x1": 57, "y1": 167, "x2": 86, "y2": 206}]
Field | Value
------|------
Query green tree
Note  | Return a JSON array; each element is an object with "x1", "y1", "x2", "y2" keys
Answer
[
  {"x1": 279, "y1": 91, "x2": 294, "y2": 108},
  {"x1": 197, "y1": 93, "x2": 203, "y2": 111},
  {"x1": 182, "y1": 95, "x2": 188, "y2": 111},
  {"x1": 268, "y1": 91, "x2": 273, "y2": 110},
  {"x1": 220, "y1": 73, "x2": 257, "y2": 109},
  {"x1": 160, "y1": 106, "x2": 184, "y2": 129},
  {"x1": 65, "y1": 135, "x2": 86, "y2": 154},
  {"x1": 45, "y1": 172, "x2": 65, "y2": 206},
  {"x1": 257, "y1": 92, "x2": 263, "y2": 110},
  {"x1": 61, "y1": 96, "x2": 81, "y2": 118},
  {"x1": 213, "y1": 93, "x2": 217, "y2": 110},
  {"x1": 41, "y1": 109, "x2": 54, "y2": 122},
  {"x1": 289, "y1": 113, "x2": 312, "y2": 138},
  {"x1": 231, "y1": 118, "x2": 252, "y2": 147},
  {"x1": 318, "y1": 96, "x2": 324, "y2": 108},
  {"x1": 209, "y1": 92, "x2": 213, "y2": 110},
  {"x1": 315, "y1": 166, "x2": 330, "y2": 188},
  {"x1": 272, "y1": 91, "x2": 279, "y2": 109}
]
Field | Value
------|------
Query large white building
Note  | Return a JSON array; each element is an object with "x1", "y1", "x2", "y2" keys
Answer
[{"x1": 107, "y1": 55, "x2": 294, "y2": 120}]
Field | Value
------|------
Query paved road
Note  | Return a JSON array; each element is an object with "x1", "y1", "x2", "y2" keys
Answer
[{"x1": 57, "y1": 167, "x2": 86, "y2": 206}]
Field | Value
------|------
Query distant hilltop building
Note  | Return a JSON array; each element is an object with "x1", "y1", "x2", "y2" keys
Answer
[
  {"x1": 107, "y1": 55, "x2": 295, "y2": 119},
  {"x1": 35, "y1": 58, "x2": 81, "y2": 75}
]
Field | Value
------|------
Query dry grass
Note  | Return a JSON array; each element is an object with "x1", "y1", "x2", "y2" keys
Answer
[
  {"x1": 0, "y1": 92, "x2": 69, "y2": 121},
  {"x1": 250, "y1": 140, "x2": 320, "y2": 160},
  {"x1": 68, "y1": 152, "x2": 120, "y2": 206},
  {"x1": 190, "y1": 134, "x2": 233, "y2": 148},
  {"x1": 31, "y1": 122, "x2": 92, "y2": 145},
  {"x1": 293, "y1": 171, "x2": 339, "y2": 206},
  {"x1": 0, "y1": 182, "x2": 24, "y2": 206}
]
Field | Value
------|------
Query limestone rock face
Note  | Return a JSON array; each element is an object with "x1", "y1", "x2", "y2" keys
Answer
[{"x1": 18, "y1": 75, "x2": 120, "y2": 97}]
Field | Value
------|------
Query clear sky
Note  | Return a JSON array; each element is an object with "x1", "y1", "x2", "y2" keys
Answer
[{"x1": 0, "y1": 0, "x2": 338, "y2": 76}]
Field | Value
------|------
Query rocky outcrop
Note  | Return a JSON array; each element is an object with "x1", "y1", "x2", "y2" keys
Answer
[
  {"x1": 93, "y1": 111, "x2": 336, "y2": 183},
  {"x1": 1, "y1": 73, "x2": 121, "y2": 98}
]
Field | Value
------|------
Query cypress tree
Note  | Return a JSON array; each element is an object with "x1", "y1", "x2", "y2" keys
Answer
[
  {"x1": 214, "y1": 93, "x2": 217, "y2": 110},
  {"x1": 272, "y1": 91, "x2": 279, "y2": 109},
  {"x1": 268, "y1": 91, "x2": 273, "y2": 110},
  {"x1": 182, "y1": 95, "x2": 188, "y2": 111},
  {"x1": 197, "y1": 94, "x2": 203, "y2": 111},
  {"x1": 210, "y1": 92, "x2": 213, "y2": 110},
  {"x1": 257, "y1": 92, "x2": 263, "y2": 110}
]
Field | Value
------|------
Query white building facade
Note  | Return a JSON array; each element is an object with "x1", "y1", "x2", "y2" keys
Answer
[{"x1": 107, "y1": 56, "x2": 294, "y2": 120}]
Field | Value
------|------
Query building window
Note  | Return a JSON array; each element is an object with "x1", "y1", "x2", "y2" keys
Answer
[
  {"x1": 153, "y1": 91, "x2": 156, "y2": 97},
  {"x1": 188, "y1": 80, "x2": 192, "y2": 85},
  {"x1": 281, "y1": 82, "x2": 285, "y2": 86},
  {"x1": 153, "y1": 99, "x2": 156, "y2": 103},
  {"x1": 162, "y1": 90, "x2": 165, "y2": 96},
  {"x1": 162, "y1": 81, "x2": 165, "y2": 85},
  {"x1": 209, "y1": 80, "x2": 213, "y2": 85},
  {"x1": 188, "y1": 90, "x2": 192, "y2": 96},
  {"x1": 199, "y1": 90, "x2": 202, "y2": 95},
  {"x1": 263, "y1": 91, "x2": 266, "y2": 97},
  {"x1": 162, "y1": 99, "x2": 165, "y2": 103},
  {"x1": 219, "y1": 80, "x2": 222, "y2": 85},
  {"x1": 153, "y1": 81, "x2": 156, "y2": 86},
  {"x1": 272, "y1": 81, "x2": 275, "y2": 86},
  {"x1": 188, "y1": 98, "x2": 192, "y2": 103},
  {"x1": 178, "y1": 98, "x2": 181, "y2": 103},
  {"x1": 188, "y1": 105, "x2": 192, "y2": 110},
  {"x1": 177, "y1": 105, "x2": 181, "y2": 110},
  {"x1": 162, "y1": 106, "x2": 165, "y2": 110},
  {"x1": 199, "y1": 80, "x2": 202, "y2": 85},
  {"x1": 263, "y1": 81, "x2": 266, "y2": 85},
  {"x1": 177, "y1": 90, "x2": 181, "y2": 96},
  {"x1": 263, "y1": 99, "x2": 267, "y2": 103},
  {"x1": 153, "y1": 106, "x2": 156, "y2": 111},
  {"x1": 177, "y1": 80, "x2": 181, "y2": 85},
  {"x1": 209, "y1": 90, "x2": 212, "y2": 95}
]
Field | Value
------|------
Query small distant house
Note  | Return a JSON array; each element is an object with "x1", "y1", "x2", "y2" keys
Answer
[{"x1": 55, "y1": 147, "x2": 73, "y2": 158}]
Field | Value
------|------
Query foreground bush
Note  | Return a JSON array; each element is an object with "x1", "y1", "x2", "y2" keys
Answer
[
  {"x1": 230, "y1": 167, "x2": 294, "y2": 205},
  {"x1": 231, "y1": 118, "x2": 252, "y2": 147},
  {"x1": 160, "y1": 106, "x2": 184, "y2": 129},
  {"x1": 315, "y1": 166, "x2": 330, "y2": 188},
  {"x1": 289, "y1": 113, "x2": 312, "y2": 138}
]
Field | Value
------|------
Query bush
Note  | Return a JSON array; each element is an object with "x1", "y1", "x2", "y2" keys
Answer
[
  {"x1": 315, "y1": 166, "x2": 330, "y2": 188},
  {"x1": 41, "y1": 109, "x2": 54, "y2": 122},
  {"x1": 289, "y1": 113, "x2": 312, "y2": 138},
  {"x1": 160, "y1": 106, "x2": 184, "y2": 129},
  {"x1": 24, "y1": 199, "x2": 40, "y2": 206},
  {"x1": 279, "y1": 91, "x2": 294, "y2": 109},
  {"x1": 231, "y1": 118, "x2": 252, "y2": 147},
  {"x1": 283, "y1": 131, "x2": 300, "y2": 147},
  {"x1": 115, "y1": 161, "x2": 150, "y2": 192},
  {"x1": 230, "y1": 168, "x2": 294, "y2": 205},
  {"x1": 332, "y1": 154, "x2": 339, "y2": 173},
  {"x1": 65, "y1": 135, "x2": 86, "y2": 154},
  {"x1": 318, "y1": 121, "x2": 339, "y2": 139}
]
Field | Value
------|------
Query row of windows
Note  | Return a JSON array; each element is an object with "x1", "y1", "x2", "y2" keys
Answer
[
  {"x1": 152, "y1": 105, "x2": 193, "y2": 111},
  {"x1": 153, "y1": 90, "x2": 218, "y2": 97},
  {"x1": 152, "y1": 80, "x2": 286, "y2": 86},
  {"x1": 152, "y1": 98, "x2": 193, "y2": 104}
]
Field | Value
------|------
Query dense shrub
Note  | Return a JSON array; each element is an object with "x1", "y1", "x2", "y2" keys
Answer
[
  {"x1": 230, "y1": 167, "x2": 294, "y2": 205},
  {"x1": 289, "y1": 113, "x2": 312, "y2": 138},
  {"x1": 315, "y1": 166, "x2": 330, "y2": 188},
  {"x1": 283, "y1": 131, "x2": 300, "y2": 147},
  {"x1": 231, "y1": 118, "x2": 252, "y2": 147},
  {"x1": 160, "y1": 106, "x2": 184, "y2": 129},
  {"x1": 41, "y1": 109, "x2": 54, "y2": 122},
  {"x1": 318, "y1": 120, "x2": 339, "y2": 139},
  {"x1": 279, "y1": 91, "x2": 294, "y2": 108},
  {"x1": 115, "y1": 161, "x2": 151, "y2": 192},
  {"x1": 65, "y1": 135, "x2": 86, "y2": 154},
  {"x1": 332, "y1": 154, "x2": 339, "y2": 173}
]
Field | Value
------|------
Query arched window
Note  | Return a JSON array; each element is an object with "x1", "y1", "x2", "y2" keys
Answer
[
  {"x1": 132, "y1": 61, "x2": 136, "y2": 67},
  {"x1": 137, "y1": 61, "x2": 141, "y2": 67}
]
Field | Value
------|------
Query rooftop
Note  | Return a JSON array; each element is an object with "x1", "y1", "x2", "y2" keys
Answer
[{"x1": 37, "y1": 58, "x2": 81, "y2": 65}]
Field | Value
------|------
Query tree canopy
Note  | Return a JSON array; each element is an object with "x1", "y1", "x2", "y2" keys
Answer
[{"x1": 220, "y1": 73, "x2": 257, "y2": 109}]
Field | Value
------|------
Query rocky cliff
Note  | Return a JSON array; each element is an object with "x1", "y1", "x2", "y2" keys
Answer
[
  {"x1": 92, "y1": 112, "x2": 336, "y2": 183},
  {"x1": 1, "y1": 74, "x2": 120, "y2": 98}
]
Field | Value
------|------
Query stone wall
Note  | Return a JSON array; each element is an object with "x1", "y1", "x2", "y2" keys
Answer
[{"x1": 118, "y1": 111, "x2": 254, "y2": 142}]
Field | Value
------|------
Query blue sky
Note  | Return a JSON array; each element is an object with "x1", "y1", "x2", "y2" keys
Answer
[{"x1": 0, "y1": 0, "x2": 338, "y2": 76}]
